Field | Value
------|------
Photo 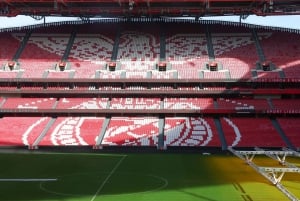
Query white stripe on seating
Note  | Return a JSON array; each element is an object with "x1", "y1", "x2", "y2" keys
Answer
[{"x1": 0, "y1": 178, "x2": 57, "y2": 182}]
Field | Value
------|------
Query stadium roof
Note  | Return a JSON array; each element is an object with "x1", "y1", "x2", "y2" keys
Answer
[
  {"x1": 1, "y1": 15, "x2": 299, "y2": 31},
  {"x1": 0, "y1": 0, "x2": 300, "y2": 17}
]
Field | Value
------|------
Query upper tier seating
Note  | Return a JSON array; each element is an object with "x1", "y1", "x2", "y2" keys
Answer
[
  {"x1": 211, "y1": 32, "x2": 267, "y2": 79},
  {"x1": 258, "y1": 31, "x2": 300, "y2": 78},
  {"x1": 18, "y1": 33, "x2": 69, "y2": 78},
  {"x1": 164, "y1": 117, "x2": 221, "y2": 146},
  {"x1": 102, "y1": 117, "x2": 159, "y2": 146},
  {"x1": 118, "y1": 31, "x2": 159, "y2": 60},
  {"x1": 166, "y1": 32, "x2": 208, "y2": 79},
  {"x1": 0, "y1": 33, "x2": 20, "y2": 63},
  {"x1": 0, "y1": 33, "x2": 21, "y2": 78},
  {"x1": 69, "y1": 34, "x2": 114, "y2": 78},
  {"x1": 220, "y1": 117, "x2": 286, "y2": 147}
]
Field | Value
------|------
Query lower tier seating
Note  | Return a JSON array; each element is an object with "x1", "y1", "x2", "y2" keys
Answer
[
  {"x1": 0, "y1": 117, "x2": 50, "y2": 146},
  {"x1": 220, "y1": 117, "x2": 286, "y2": 147},
  {"x1": 277, "y1": 118, "x2": 300, "y2": 149},
  {"x1": 0, "y1": 115, "x2": 296, "y2": 148},
  {"x1": 102, "y1": 117, "x2": 159, "y2": 146},
  {"x1": 164, "y1": 117, "x2": 221, "y2": 146},
  {"x1": 38, "y1": 117, "x2": 104, "y2": 146}
]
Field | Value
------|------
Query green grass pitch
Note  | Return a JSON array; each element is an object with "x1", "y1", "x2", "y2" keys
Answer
[{"x1": 0, "y1": 152, "x2": 299, "y2": 201}]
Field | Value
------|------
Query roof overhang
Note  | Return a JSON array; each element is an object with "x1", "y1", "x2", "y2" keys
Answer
[{"x1": 0, "y1": 0, "x2": 300, "y2": 17}]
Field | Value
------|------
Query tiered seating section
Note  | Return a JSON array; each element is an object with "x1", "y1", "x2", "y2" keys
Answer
[
  {"x1": 18, "y1": 33, "x2": 69, "y2": 78},
  {"x1": 39, "y1": 117, "x2": 104, "y2": 146},
  {"x1": 221, "y1": 118, "x2": 286, "y2": 147},
  {"x1": 0, "y1": 33, "x2": 21, "y2": 78},
  {"x1": 0, "y1": 117, "x2": 51, "y2": 146},
  {"x1": 164, "y1": 117, "x2": 221, "y2": 146},
  {"x1": 0, "y1": 23, "x2": 299, "y2": 149},
  {"x1": 117, "y1": 27, "x2": 160, "y2": 74},
  {"x1": 69, "y1": 34, "x2": 114, "y2": 78},
  {"x1": 40, "y1": 98, "x2": 108, "y2": 146},
  {"x1": 271, "y1": 99, "x2": 300, "y2": 111},
  {"x1": 258, "y1": 31, "x2": 300, "y2": 78},
  {"x1": 211, "y1": 32, "x2": 261, "y2": 79},
  {"x1": 277, "y1": 118, "x2": 300, "y2": 149},
  {"x1": 118, "y1": 30, "x2": 159, "y2": 60},
  {"x1": 165, "y1": 25, "x2": 208, "y2": 79},
  {"x1": 0, "y1": 33, "x2": 20, "y2": 63},
  {"x1": 102, "y1": 117, "x2": 159, "y2": 146}
]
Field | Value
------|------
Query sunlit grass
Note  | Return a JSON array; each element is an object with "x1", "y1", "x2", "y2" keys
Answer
[{"x1": 0, "y1": 152, "x2": 298, "y2": 201}]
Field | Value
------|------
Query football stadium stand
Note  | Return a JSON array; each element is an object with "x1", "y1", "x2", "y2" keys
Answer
[
  {"x1": 0, "y1": 1, "x2": 300, "y2": 199},
  {"x1": 221, "y1": 117, "x2": 287, "y2": 147},
  {"x1": 277, "y1": 118, "x2": 300, "y2": 149},
  {"x1": 164, "y1": 117, "x2": 221, "y2": 147},
  {"x1": 0, "y1": 20, "x2": 299, "y2": 151}
]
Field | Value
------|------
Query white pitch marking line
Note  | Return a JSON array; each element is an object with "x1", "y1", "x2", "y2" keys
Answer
[
  {"x1": 0, "y1": 178, "x2": 57, "y2": 182},
  {"x1": 91, "y1": 155, "x2": 127, "y2": 201}
]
